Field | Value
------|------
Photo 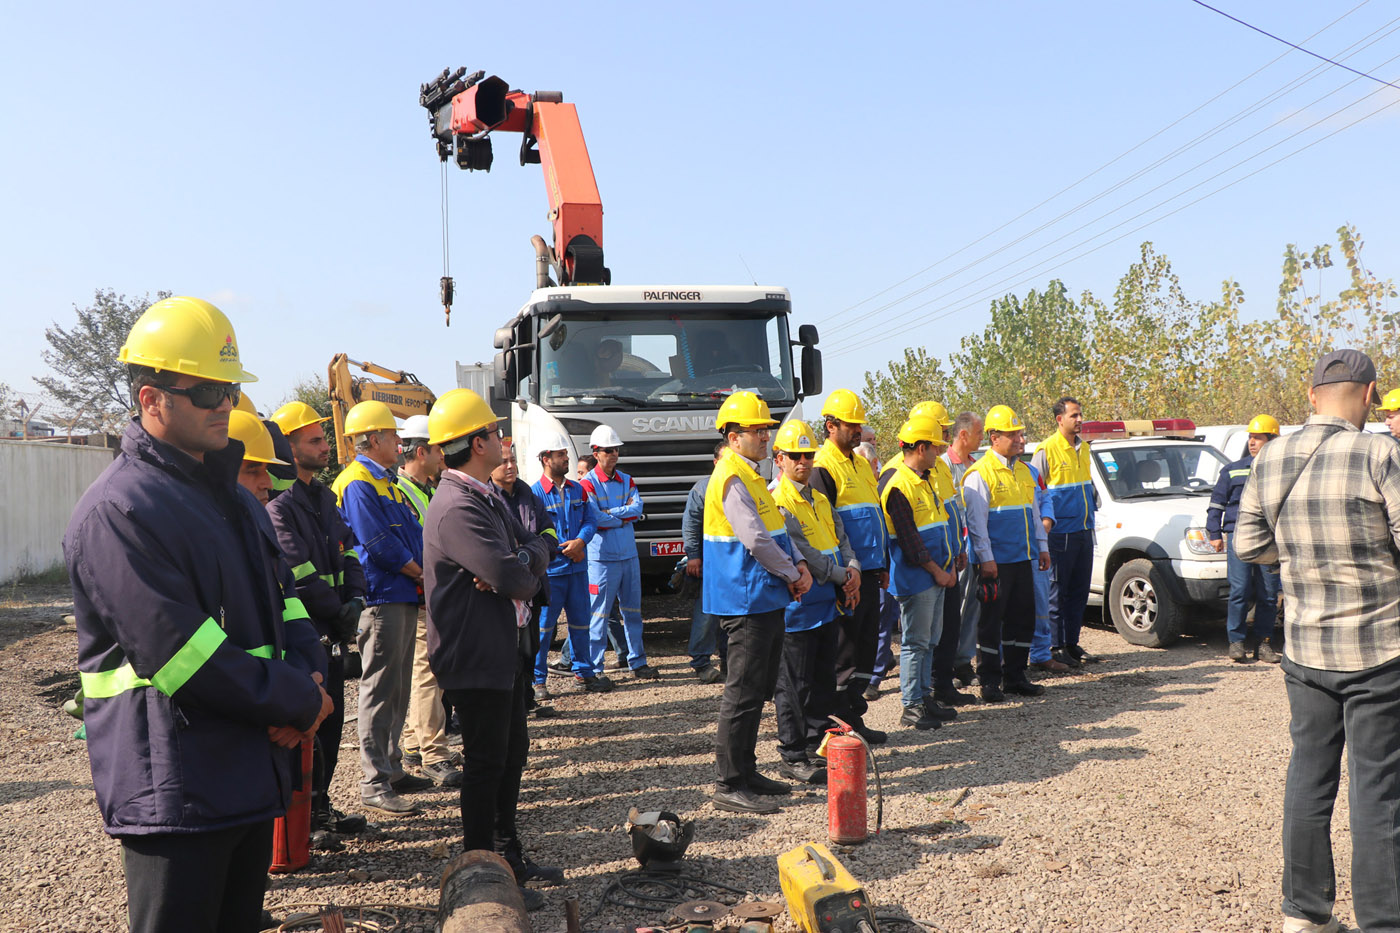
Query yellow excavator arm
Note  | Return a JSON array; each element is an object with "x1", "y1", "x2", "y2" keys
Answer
[{"x1": 327, "y1": 353, "x2": 437, "y2": 465}]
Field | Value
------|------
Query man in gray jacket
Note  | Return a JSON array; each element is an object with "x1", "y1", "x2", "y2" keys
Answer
[{"x1": 421, "y1": 390, "x2": 561, "y2": 911}]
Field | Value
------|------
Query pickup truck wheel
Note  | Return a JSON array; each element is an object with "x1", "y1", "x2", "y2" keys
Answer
[{"x1": 1108, "y1": 558, "x2": 1183, "y2": 647}]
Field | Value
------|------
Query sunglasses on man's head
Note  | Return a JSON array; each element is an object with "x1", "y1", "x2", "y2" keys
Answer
[{"x1": 158, "y1": 382, "x2": 241, "y2": 410}]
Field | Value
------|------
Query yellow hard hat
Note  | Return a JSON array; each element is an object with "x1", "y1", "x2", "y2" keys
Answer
[
  {"x1": 716, "y1": 391, "x2": 778, "y2": 429},
  {"x1": 118, "y1": 296, "x2": 257, "y2": 384},
  {"x1": 228, "y1": 410, "x2": 289, "y2": 465},
  {"x1": 428, "y1": 388, "x2": 502, "y2": 446},
  {"x1": 235, "y1": 392, "x2": 257, "y2": 415},
  {"x1": 773, "y1": 420, "x2": 819, "y2": 453},
  {"x1": 985, "y1": 405, "x2": 1024, "y2": 433},
  {"x1": 820, "y1": 388, "x2": 867, "y2": 424},
  {"x1": 898, "y1": 415, "x2": 943, "y2": 446},
  {"x1": 910, "y1": 400, "x2": 954, "y2": 427},
  {"x1": 1380, "y1": 388, "x2": 1400, "y2": 413},
  {"x1": 272, "y1": 400, "x2": 329, "y2": 437},
  {"x1": 343, "y1": 400, "x2": 398, "y2": 437},
  {"x1": 1247, "y1": 414, "x2": 1281, "y2": 436}
]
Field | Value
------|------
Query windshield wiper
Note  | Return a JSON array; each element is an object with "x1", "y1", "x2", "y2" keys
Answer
[
  {"x1": 1115, "y1": 489, "x2": 1181, "y2": 500},
  {"x1": 576, "y1": 393, "x2": 648, "y2": 404}
]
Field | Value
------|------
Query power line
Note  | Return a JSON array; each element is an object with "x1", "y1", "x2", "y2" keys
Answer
[
  {"x1": 814, "y1": 0, "x2": 1374, "y2": 327},
  {"x1": 1189, "y1": 0, "x2": 1400, "y2": 91}
]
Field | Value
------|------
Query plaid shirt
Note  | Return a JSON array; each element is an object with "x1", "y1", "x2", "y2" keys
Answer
[{"x1": 1234, "y1": 414, "x2": 1400, "y2": 671}]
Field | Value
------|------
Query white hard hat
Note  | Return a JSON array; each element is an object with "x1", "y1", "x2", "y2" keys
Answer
[
  {"x1": 589, "y1": 425, "x2": 624, "y2": 449},
  {"x1": 534, "y1": 430, "x2": 571, "y2": 458},
  {"x1": 400, "y1": 414, "x2": 432, "y2": 440}
]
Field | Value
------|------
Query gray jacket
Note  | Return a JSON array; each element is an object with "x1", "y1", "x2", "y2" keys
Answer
[{"x1": 776, "y1": 481, "x2": 859, "y2": 586}]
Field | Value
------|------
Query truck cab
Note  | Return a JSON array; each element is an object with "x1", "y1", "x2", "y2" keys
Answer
[{"x1": 480, "y1": 284, "x2": 822, "y2": 581}]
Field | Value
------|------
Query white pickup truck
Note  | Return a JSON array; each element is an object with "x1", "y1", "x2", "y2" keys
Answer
[{"x1": 1043, "y1": 420, "x2": 1231, "y2": 647}]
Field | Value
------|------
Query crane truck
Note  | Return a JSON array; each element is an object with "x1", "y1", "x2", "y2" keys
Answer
[{"x1": 420, "y1": 69, "x2": 824, "y2": 581}]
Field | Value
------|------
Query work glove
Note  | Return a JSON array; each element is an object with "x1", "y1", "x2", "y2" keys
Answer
[
  {"x1": 976, "y1": 577, "x2": 999, "y2": 605},
  {"x1": 333, "y1": 597, "x2": 365, "y2": 643}
]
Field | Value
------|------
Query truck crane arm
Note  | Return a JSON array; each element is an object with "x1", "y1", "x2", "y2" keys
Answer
[
  {"x1": 327, "y1": 353, "x2": 436, "y2": 465},
  {"x1": 419, "y1": 68, "x2": 609, "y2": 289}
]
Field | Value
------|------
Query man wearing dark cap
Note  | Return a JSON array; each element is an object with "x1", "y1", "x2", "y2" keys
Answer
[{"x1": 1235, "y1": 349, "x2": 1400, "y2": 933}]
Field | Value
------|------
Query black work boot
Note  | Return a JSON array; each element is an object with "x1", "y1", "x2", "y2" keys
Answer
[{"x1": 1228, "y1": 641, "x2": 1248, "y2": 663}]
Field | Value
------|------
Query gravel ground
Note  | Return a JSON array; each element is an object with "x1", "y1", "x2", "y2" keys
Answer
[{"x1": 0, "y1": 580, "x2": 1351, "y2": 933}]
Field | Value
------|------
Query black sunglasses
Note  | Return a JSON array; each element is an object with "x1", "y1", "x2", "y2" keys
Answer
[
  {"x1": 593, "y1": 446, "x2": 621, "y2": 454},
  {"x1": 781, "y1": 450, "x2": 816, "y2": 460},
  {"x1": 159, "y1": 382, "x2": 241, "y2": 410}
]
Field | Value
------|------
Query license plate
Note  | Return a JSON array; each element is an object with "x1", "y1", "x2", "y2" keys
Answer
[{"x1": 650, "y1": 541, "x2": 685, "y2": 557}]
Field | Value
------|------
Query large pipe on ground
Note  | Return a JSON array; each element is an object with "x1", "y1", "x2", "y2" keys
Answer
[{"x1": 437, "y1": 850, "x2": 531, "y2": 933}]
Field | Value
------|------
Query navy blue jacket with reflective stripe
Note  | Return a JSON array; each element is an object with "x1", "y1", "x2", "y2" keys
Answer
[
  {"x1": 64, "y1": 420, "x2": 327, "y2": 837},
  {"x1": 266, "y1": 478, "x2": 368, "y2": 634},
  {"x1": 1206, "y1": 454, "x2": 1254, "y2": 537}
]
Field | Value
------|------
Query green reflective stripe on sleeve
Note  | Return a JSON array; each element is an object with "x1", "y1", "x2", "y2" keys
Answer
[
  {"x1": 541, "y1": 528, "x2": 558, "y2": 540},
  {"x1": 1228, "y1": 468, "x2": 1252, "y2": 477},
  {"x1": 291, "y1": 561, "x2": 318, "y2": 581},
  {"x1": 246, "y1": 644, "x2": 285, "y2": 659},
  {"x1": 80, "y1": 663, "x2": 152, "y2": 699},
  {"x1": 317, "y1": 572, "x2": 345, "y2": 588},
  {"x1": 271, "y1": 476, "x2": 296, "y2": 491},
  {"x1": 150, "y1": 618, "x2": 228, "y2": 696},
  {"x1": 342, "y1": 550, "x2": 360, "y2": 562},
  {"x1": 283, "y1": 597, "x2": 309, "y2": 621}
]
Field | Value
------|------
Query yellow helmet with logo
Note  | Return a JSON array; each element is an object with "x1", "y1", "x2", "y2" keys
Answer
[
  {"x1": 343, "y1": 400, "x2": 398, "y2": 437},
  {"x1": 228, "y1": 410, "x2": 288, "y2": 464},
  {"x1": 898, "y1": 415, "x2": 943, "y2": 446},
  {"x1": 272, "y1": 400, "x2": 329, "y2": 437},
  {"x1": 1379, "y1": 389, "x2": 1400, "y2": 413},
  {"x1": 118, "y1": 296, "x2": 257, "y2": 384},
  {"x1": 1247, "y1": 414, "x2": 1281, "y2": 436},
  {"x1": 820, "y1": 388, "x2": 867, "y2": 424},
  {"x1": 909, "y1": 400, "x2": 954, "y2": 427},
  {"x1": 985, "y1": 405, "x2": 1024, "y2": 433},
  {"x1": 428, "y1": 388, "x2": 502, "y2": 446},
  {"x1": 773, "y1": 420, "x2": 819, "y2": 454},
  {"x1": 235, "y1": 392, "x2": 257, "y2": 415},
  {"x1": 716, "y1": 391, "x2": 778, "y2": 429}
]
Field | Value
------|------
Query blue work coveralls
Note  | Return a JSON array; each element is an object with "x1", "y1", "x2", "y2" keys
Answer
[
  {"x1": 580, "y1": 465, "x2": 647, "y2": 671},
  {"x1": 532, "y1": 475, "x2": 604, "y2": 680}
]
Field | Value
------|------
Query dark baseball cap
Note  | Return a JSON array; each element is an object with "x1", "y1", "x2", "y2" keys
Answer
[{"x1": 1313, "y1": 348, "x2": 1383, "y2": 404}]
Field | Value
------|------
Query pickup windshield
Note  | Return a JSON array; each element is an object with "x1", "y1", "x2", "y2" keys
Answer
[
  {"x1": 535, "y1": 310, "x2": 795, "y2": 409},
  {"x1": 1094, "y1": 443, "x2": 1229, "y2": 500}
]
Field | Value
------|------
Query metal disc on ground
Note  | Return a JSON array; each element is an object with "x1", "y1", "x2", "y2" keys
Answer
[
  {"x1": 673, "y1": 900, "x2": 729, "y2": 922},
  {"x1": 731, "y1": 901, "x2": 784, "y2": 920}
]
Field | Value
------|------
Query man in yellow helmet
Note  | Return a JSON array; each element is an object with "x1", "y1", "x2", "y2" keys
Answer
[
  {"x1": 770, "y1": 420, "x2": 859, "y2": 784},
  {"x1": 1378, "y1": 388, "x2": 1400, "y2": 439},
  {"x1": 332, "y1": 401, "x2": 433, "y2": 816},
  {"x1": 811, "y1": 388, "x2": 889, "y2": 745},
  {"x1": 229, "y1": 409, "x2": 285, "y2": 505},
  {"x1": 64, "y1": 297, "x2": 333, "y2": 932},
  {"x1": 705, "y1": 392, "x2": 812, "y2": 814},
  {"x1": 1208, "y1": 413, "x2": 1282, "y2": 663},
  {"x1": 961, "y1": 405, "x2": 1052, "y2": 702}
]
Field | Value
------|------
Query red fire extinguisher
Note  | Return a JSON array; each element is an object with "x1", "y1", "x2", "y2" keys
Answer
[
  {"x1": 270, "y1": 736, "x2": 314, "y2": 872},
  {"x1": 822, "y1": 717, "x2": 883, "y2": 845}
]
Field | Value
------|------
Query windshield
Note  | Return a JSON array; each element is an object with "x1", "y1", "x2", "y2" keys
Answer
[
  {"x1": 1094, "y1": 443, "x2": 1228, "y2": 500},
  {"x1": 535, "y1": 311, "x2": 795, "y2": 409}
]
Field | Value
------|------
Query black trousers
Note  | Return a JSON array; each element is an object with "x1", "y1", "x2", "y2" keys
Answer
[
  {"x1": 122, "y1": 820, "x2": 274, "y2": 933},
  {"x1": 774, "y1": 622, "x2": 839, "y2": 762},
  {"x1": 932, "y1": 570, "x2": 963, "y2": 694},
  {"x1": 831, "y1": 574, "x2": 882, "y2": 728},
  {"x1": 445, "y1": 627, "x2": 530, "y2": 857},
  {"x1": 312, "y1": 646, "x2": 345, "y2": 810},
  {"x1": 714, "y1": 609, "x2": 785, "y2": 792},
  {"x1": 976, "y1": 560, "x2": 1035, "y2": 689}
]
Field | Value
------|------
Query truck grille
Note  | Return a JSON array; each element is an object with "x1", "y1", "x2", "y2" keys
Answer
[{"x1": 572, "y1": 436, "x2": 715, "y2": 543}]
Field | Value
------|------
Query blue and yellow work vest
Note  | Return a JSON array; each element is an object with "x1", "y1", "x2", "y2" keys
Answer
[
  {"x1": 1042, "y1": 432, "x2": 1094, "y2": 533},
  {"x1": 963, "y1": 453, "x2": 1038, "y2": 564},
  {"x1": 880, "y1": 461, "x2": 954, "y2": 597},
  {"x1": 931, "y1": 456, "x2": 966, "y2": 546},
  {"x1": 814, "y1": 440, "x2": 887, "y2": 570},
  {"x1": 702, "y1": 449, "x2": 793, "y2": 616},
  {"x1": 772, "y1": 476, "x2": 840, "y2": 632}
]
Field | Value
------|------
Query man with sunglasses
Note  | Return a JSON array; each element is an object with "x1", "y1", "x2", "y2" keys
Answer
[
  {"x1": 65, "y1": 297, "x2": 334, "y2": 933},
  {"x1": 705, "y1": 392, "x2": 812, "y2": 813},
  {"x1": 811, "y1": 389, "x2": 889, "y2": 745},
  {"x1": 332, "y1": 400, "x2": 433, "y2": 817},
  {"x1": 580, "y1": 426, "x2": 658, "y2": 680}
]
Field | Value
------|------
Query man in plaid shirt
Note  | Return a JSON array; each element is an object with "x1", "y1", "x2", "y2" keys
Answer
[{"x1": 1234, "y1": 349, "x2": 1400, "y2": 933}]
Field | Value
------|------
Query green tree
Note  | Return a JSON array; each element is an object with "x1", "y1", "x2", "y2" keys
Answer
[
  {"x1": 861, "y1": 346, "x2": 954, "y2": 457},
  {"x1": 38, "y1": 289, "x2": 171, "y2": 432}
]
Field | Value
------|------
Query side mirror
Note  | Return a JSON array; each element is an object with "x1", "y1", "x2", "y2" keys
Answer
[
  {"x1": 493, "y1": 327, "x2": 514, "y2": 350},
  {"x1": 798, "y1": 323, "x2": 819, "y2": 347},
  {"x1": 801, "y1": 346, "x2": 822, "y2": 398},
  {"x1": 538, "y1": 313, "x2": 564, "y2": 338}
]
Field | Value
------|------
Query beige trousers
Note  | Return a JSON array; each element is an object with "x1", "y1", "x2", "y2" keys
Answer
[{"x1": 400, "y1": 609, "x2": 451, "y2": 767}]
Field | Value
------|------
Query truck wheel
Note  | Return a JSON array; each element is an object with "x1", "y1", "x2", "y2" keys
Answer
[{"x1": 1107, "y1": 558, "x2": 1183, "y2": 647}]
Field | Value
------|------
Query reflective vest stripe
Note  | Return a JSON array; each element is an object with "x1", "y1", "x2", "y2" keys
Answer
[
  {"x1": 80, "y1": 663, "x2": 153, "y2": 699},
  {"x1": 342, "y1": 549, "x2": 360, "y2": 562},
  {"x1": 291, "y1": 561, "x2": 317, "y2": 581},
  {"x1": 246, "y1": 644, "x2": 285, "y2": 660},
  {"x1": 283, "y1": 597, "x2": 309, "y2": 622},
  {"x1": 1229, "y1": 469, "x2": 1251, "y2": 478},
  {"x1": 318, "y1": 571, "x2": 345, "y2": 587},
  {"x1": 78, "y1": 620, "x2": 293, "y2": 699},
  {"x1": 395, "y1": 477, "x2": 431, "y2": 525}
]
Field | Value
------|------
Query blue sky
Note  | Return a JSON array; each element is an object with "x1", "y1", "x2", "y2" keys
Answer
[{"x1": 4, "y1": 1, "x2": 1397, "y2": 416}]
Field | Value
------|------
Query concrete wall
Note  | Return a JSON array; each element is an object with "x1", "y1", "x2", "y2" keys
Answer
[{"x1": 0, "y1": 440, "x2": 114, "y2": 582}]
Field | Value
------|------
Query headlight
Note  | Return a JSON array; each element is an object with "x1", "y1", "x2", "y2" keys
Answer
[{"x1": 1183, "y1": 526, "x2": 1218, "y2": 555}]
